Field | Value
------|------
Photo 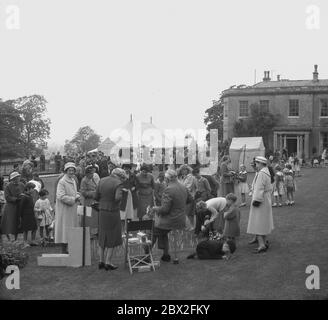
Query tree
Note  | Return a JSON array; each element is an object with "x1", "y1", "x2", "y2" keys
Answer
[
  {"x1": 70, "y1": 126, "x2": 101, "y2": 154},
  {"x1": 8, "y1": 95, "x2": 51, "y2": 157},
  {"x1": 233, "y1": 103, "x2": 281, "y2": 148},
  {"x1": 0, "y1": 100, "x2": 24, "y2": 159},
  {"x1": 204, "y1": 99, "x2": 224, "y2": 143},
  {"x1": 64, "y1": 139, "x2": 78, "y2": 158}
]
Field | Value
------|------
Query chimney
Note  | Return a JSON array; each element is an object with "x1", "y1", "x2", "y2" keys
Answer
[
  {"x1": 130, "y1": 114, "x2": 133, "y2": 122},
  {"x1": 277, "y1": 75, "x2": 281, "y2": 81},
  {"x1": 313, "y1": 64, "x2": 319, "y2": 82},
  {"x1": 150, "y1": 116, "x2": 152, "y2": 124},
  {"x1": 263, "y1": 71, "x2": 271, "y2": 82}
]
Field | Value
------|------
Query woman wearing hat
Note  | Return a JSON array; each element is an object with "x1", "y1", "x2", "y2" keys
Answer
[
  {"x1": 1, "y1": 172, "x2": 25, "y2": 242},
  {"x1": 135, "y1": 164, "x2": 155, "y2": 220},
  {"x1": 94, "y1": 168, "x2": 126, "y2": 270},
  {"x1": 219, "y1": 156, "x2": 235, "y2": 197},
  {"x1": 120, "y1": 164, "x2": 138, "y2": 225},
  {"x1": 80, "y1": 165, "x2": 99, "y2": 237},
  {"x1": 55, "y1": 162, "x2": 81, "y2": 253},
  {"x1": 247, "y1": 156, "x2": 274, "y2": 253}
]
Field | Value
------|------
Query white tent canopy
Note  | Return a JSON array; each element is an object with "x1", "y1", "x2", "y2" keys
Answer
[{"x1": 229, "y1": 137, "x2": 265, "y2": 172}]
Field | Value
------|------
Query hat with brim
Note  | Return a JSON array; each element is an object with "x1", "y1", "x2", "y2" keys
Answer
[
  {"x1": 255, "y1": 156, "x2": 267, "y2": 164},
  {"x1": 112, "y1": 168, "x2": 127, "y2": 180},
  {"x1": 9, "y1": 172, "x2": 21, "y2": 181},
  {"x1": 85, "y1": 165, "x2": 95, "y2": 174},
  {"x1": 64, "y1": 162, "x2": 76, "y2": 172}
]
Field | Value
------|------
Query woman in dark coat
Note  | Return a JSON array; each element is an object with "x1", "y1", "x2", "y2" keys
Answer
[
  {"x1": 94, "y1": 168, "x2": 126, "y2": 271},
  {"x1": 135, "y1": 164, "x2": 155, "y2": 220},
  {"x1": 0, "y1": 172, "x2": 25, "y2": 241},
  {"x1": 18, "y1": 182, "x2": 38, "y2": 245},
  {"x1": 220, "y1": 156, "x2": 235, "y2": 197}
]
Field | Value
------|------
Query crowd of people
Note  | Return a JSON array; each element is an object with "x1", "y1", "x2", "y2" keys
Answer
[{"x1": 0, "y1": 147, "x2": 309, "y2": 270}]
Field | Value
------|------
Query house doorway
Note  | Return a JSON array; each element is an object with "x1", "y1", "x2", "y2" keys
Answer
[{"x1": 287, "y1": 137, "x2": 297, "y2": 156}]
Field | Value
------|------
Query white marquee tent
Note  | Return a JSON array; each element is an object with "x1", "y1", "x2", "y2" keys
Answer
[{"x1": 229, "y1": 137, "x2": 265, "y2": 172}]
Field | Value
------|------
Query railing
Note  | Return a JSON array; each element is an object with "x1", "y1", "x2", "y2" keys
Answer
[{"x1": 0, "y1": 159, "x2": 57, "y2": 176}]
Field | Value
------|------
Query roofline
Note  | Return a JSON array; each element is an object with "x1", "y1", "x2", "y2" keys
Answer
[{"x1": 222, "y1": 86, "x2": 328, "y2": 98}]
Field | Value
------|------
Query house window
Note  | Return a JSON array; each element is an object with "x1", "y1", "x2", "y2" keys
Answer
[
  {"x1": 320, "y1": 99, "x2": 328, "y2": 117},
  {"x1": 289, "y1": 100, "x2": 299, "y2": 117},
  {"x1": 224, "y1": 103, "x2": 228, "y2": 118},
  {"x1": 323, "y1": 132, "x2": 328, "y2": 149},
  {"x1": 260, "y1": 100, "x2": 269, "y2": 113},
  {"x1": 239, "y1": 101, "x2": 249, "y2": 117}
]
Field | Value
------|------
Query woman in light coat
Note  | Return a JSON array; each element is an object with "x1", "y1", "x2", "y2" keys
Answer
[
  {"x1": 247, "y1": 156, "x2": 274, "y2": 253},
  {"x1": 55, "y1": 162, "x2": 81, "y2": 253},
  {"x1": 177, "y1": 164, "x2": 197, "y2": 231}
]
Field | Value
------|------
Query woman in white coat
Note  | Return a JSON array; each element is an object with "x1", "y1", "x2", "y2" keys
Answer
[
  {"x1": 55, "y1": 162, "x2": 81, "y2": 253},
  {"x1": 247, "y1": 156, "x2": 274, "y2": 253}
]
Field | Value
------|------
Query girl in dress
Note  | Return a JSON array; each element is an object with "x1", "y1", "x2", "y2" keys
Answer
[
  {"x1": 34, "y1": 189, "x2": 54, "y2": 240},
  {"x1": 294, "y1": 156, "x2": 301, "y2": 177},
  {"x1": 284, "y1": 169, "x2": 295, "y2": 206},
  {"x1": 272, "y1": 165, "x2": 285, "y2": 207},
  {"x1": 236, "y1": 164, "x2": 249, "y2": 207}
]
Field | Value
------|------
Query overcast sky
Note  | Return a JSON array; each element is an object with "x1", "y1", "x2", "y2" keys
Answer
[{"x1": 1, "y1": 0, "x2": 327, "y2": 145}]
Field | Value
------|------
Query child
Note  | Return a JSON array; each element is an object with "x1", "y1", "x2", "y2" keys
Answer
[
  {"x1": 236, "y1": 164, "x2": 249, "y2": 207},
  {"x1": 294, "y1": 156, "x2": 301, "y2": 177},
  {"x1": 18, "y1": 182, "x2": 38, "y2": 247},
  {"x1": 288, "y1": 154, "x2": 295, "y2": 171},
  {"x1": 223, "y1": 193, "x2": 240, "y2": 242},
  {"x1": 34, "y1": 189, "x2": 54, "y2": 240},
  {"x1": 284, "y1": 169, "x2": 295, "y2": 205},
  {"x1": 273, "y1": 165, "x2": 284, "y2": 207}
]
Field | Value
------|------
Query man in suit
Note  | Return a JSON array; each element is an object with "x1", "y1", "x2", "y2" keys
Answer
[{"x1": 150, "y1": 169, "x2": 192, "y2": 262}]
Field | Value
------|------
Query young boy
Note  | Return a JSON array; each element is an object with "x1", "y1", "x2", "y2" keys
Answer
[{"x1": 223, "y1": 193, "x2": 240, "y2": 242}]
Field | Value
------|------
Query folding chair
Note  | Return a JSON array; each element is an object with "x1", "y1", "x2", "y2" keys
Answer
[{"x1": 124, "y1": 219, "x2": 156, "y2": 274}]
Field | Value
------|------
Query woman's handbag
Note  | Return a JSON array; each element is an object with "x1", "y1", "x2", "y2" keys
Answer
[{"x1": 91, "y1": 202, "x2": 99, "y2": 212}]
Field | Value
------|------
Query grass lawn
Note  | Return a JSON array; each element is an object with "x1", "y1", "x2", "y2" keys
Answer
[{"x1": 1, "y1": 168, "x2": 328, "y2": 300}]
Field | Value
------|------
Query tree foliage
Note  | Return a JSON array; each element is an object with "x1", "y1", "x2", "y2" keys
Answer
[
  {"x1": 69, "y1": 126, "x2": 101, "y2": 154},
  {"x1": 8, "y1": 95, "x2": 51, "y2": 157},
  {"x1": 204, "y1": 99, "x2": 224, "y2": 143},
  {"x1": 233, "y1": 103, "x2": 281, "y2": 147},
  {"x1": 0, "y1": 100, "x2": 24, "y2": 159}
]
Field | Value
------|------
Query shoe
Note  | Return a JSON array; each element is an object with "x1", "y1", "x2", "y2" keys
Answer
[
  {"x1": 285, "y1": 201, "x2": 290, "y2": 206},
  {"x1": 265, "y1": 241, "x2": 270, "y2": 249},
  {"x1": 290, "y1": 201, "x2": 295, "y2": 205},
  {"x1": 29, "y1": 241, "x2": 38, "y2": 246},
  {"x1": 161, "y1": 254, "x2": 171, "y2": 262},
  {"x1": 239, "y1": 202, "x2": 246, "y2": 207},
  {"x1": 98, "y1": 262, "x2": 105, "y2": 270},
  {"x1": 187, "y1": 253, "x2": 196, "y2": 259},
  {"x1": 278, "y1": 203, "x2": 282, "y2": 207},
  {"x1": 272, "y1": 203, "x2": 277, "y2": 207},
  {"x1": 253, "y1": 246, "x2": 267, "y2": 254},
  {"x1": 104, "y1": 264, "x2": 118, "y2": 271},
  {"x1": 248, "y1": 238, "x2": 258, "y2": 245}
]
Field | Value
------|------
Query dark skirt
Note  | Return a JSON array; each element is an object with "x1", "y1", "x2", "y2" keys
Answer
[
  {"x1": 1, "y1": 203, "x2": 19, "y2": 235},
  {"x1": 98, "y1": 209, "x2": 122, "y2": 249},
  {"x1": 220, "y1": 182, "x2": 234, "y2": 197},
  {"x1": 21, "y1": 212, "x2": 37, "y2": 232}
]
